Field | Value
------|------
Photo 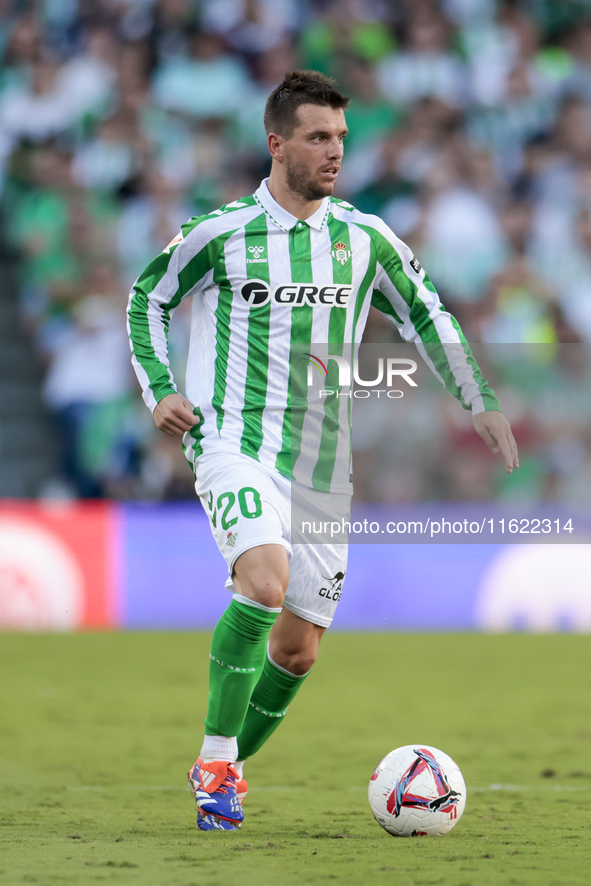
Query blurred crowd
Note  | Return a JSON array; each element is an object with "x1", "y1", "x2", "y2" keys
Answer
[{"x1": 1, "y1": 0, "x2": 590, "y2": 501}]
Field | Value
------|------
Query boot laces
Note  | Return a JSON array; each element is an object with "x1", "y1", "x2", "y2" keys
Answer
[{"x1": 217, "y1": 764, "x2": 238, "y2": 794}]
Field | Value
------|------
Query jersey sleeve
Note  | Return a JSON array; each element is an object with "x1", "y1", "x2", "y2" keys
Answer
[
  {"x1": 126, "y1": 216, "x2": 216, "y2": 412},
  {"x1": 369, "y1": 220, "x2": 500, "y2": 414}
]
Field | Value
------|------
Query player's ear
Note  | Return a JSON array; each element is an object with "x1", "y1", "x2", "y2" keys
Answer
[{"x1": 268, "y1": 132, "x2": 285, "y2": 163}]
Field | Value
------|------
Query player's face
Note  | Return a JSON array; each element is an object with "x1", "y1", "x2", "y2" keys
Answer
[{"x1": 282, "y1": 104, "x2": 348, "y2": 201}]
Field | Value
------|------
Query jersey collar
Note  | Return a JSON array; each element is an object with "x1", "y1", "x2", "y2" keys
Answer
[{"x1": 254, "y1": 178, "x2": 331, "y2": 232}]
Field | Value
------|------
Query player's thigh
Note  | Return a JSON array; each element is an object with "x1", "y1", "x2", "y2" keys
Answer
[
  {"x1": 193, "y1": 451, "x2": 291, "y2": 583},
  {"x1": 283, "y1": 542, "x2": 348, "y2": 629}
]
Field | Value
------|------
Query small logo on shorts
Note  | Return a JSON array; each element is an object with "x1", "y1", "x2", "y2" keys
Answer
[
  {"x1": 318, "y1": 571, "x2": 346, "y2": 601},
  {"x1": 226, "y1": 530, "x2": 238, "y2": 548}
]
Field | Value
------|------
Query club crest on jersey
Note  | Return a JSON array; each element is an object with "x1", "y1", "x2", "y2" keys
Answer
[
  {"x1": 330, "y1": 241, "x2": 352, "y2": 265},
  {"x1": 247, "y1": 245, "x2": 267, "y2": 264}
]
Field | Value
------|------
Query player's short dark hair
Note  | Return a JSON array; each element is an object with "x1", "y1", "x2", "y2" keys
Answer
[{"x1": 264, "y1": 70, "x2": 349, "y2": 138}]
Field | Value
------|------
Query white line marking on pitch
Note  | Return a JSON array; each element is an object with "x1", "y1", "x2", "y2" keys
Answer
[
  {"x1": 67, "y1": 783, "x2": 589, "y2": 794},
  {"x1": 67, "y1": 785, "x2": 308, "y2": 793}
]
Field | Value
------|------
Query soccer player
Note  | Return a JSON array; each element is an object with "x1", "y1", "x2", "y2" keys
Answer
[{"x1": 127, "y1": 71, "x2": 518, "y2": 831}]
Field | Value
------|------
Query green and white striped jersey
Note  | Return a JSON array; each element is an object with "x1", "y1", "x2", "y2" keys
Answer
[{"x1": 127, "y1": 179, "x2": 500, "y2": 494}]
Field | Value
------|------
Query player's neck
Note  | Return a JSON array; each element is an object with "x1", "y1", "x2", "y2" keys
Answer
[{"x1": 266, "y1": 171, "x2": 323, "y2": 221}]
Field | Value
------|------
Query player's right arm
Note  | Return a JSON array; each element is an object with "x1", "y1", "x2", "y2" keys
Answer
[
  {"x1": 153, "y1": 392, "x2": 198, "y2": 437},
  {"x1": 127, "y1": 219, "x2": 206, "y2": 413},
  {"x1": 126, "y1": 216, "x2": 215, "y2": 422}
]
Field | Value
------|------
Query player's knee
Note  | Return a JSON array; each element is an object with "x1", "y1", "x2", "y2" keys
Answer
[
  {"x1": 276, "y1": 647, "x2": 318, "y2": 676},
  {"x1": 233, "y1": 545, "x2": 289, "y2": 609},
  {"x1": 290, "y1": 651, "x2": 317, "y2": 675},
  {"x1": 250, "y1": 573, "x2": 287, "y2": 609},
  {"x1": 236, "y1": 564, "x2": 289, "y2": 609}
]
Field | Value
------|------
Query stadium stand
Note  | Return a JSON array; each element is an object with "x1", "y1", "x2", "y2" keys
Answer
[
  {"x1": 0, "y1": 0, "x2": 589, "y2": 500},
  {"x1": 0, "y1": 229, "x2": 56, "y2": 495}
]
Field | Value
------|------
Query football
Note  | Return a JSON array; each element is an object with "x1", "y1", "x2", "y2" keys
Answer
[{"x1": 368, "y1": 745, "x2": 466, "y2": 837}]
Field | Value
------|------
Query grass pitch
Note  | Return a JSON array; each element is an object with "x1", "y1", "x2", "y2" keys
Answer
[{"x1": 1, "y1": 632, "x2": 590, "y2": 886}]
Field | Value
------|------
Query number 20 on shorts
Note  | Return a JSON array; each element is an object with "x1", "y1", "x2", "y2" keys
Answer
[{"x1": 207, "y1": 487, "x2": 263, "y2": 529}]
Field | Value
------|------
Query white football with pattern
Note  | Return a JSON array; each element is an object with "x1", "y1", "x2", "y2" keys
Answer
[{"x1": 368, "y1": 745, "x2": 466, "y2": 837}]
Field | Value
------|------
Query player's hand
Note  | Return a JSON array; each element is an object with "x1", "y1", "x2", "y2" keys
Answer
[
  {"x1": 154, "y1": 393, "x2": 200, "y2": 437},
  {"x1": 472, "y1": 411, "x2": 519, "y2": 473}
]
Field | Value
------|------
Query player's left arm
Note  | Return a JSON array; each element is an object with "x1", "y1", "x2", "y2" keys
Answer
[
  {"x1": 368, "y1": 221, "x2": 519, "y2": 473},
  {"x1": 472, "y1": 410, "x2": 519, "y2": 473}
]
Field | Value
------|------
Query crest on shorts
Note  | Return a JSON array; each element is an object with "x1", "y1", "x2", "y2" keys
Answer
[
  {"x1": 330, "y1": 241, "x2": 352, "y2": 265},
  {"x1": 226, "y1": 530, "x2": 238, "y2": 547}
]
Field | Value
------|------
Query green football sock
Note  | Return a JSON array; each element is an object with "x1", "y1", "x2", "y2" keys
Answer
[
  {"x1": 237, "y1": 649, "x2": 308, "y2": 760},
  {"x1": 205, "y1": 598, "x2": 279, "y2": 738}
]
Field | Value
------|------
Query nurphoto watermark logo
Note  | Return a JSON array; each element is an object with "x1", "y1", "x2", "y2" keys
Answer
[{"x1": 304, "y1": 352, "x2": 418, "y2": 398}]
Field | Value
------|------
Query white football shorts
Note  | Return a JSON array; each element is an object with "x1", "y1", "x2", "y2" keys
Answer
[{"x1": 193, "y1": 450, "x2": 348, "y2": 628}]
